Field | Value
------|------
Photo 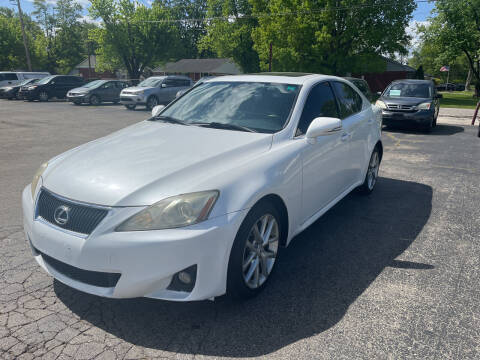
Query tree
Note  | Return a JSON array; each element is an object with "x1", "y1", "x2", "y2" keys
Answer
[
  {"x1": 32, "y1": 0, "x2": 57, "y2": 72},
  {"x1": 420, "y1": 0, "x2": 480, "y2": 96},
  {"x1": 415, "y1": 65, "x2": 424, "y2": 79},
  {"x1": 0, "y1": 7, "x2": 47, "y2": 70},
  {"x1": 89, "y1": 0, "x2": 180, "y2": 80},
  {"x1": 199, "y1": 0, "x2": 260, "y2": 73},
  {"x1": 249, "y1": 0, "x2": 415, "y2": 75}
]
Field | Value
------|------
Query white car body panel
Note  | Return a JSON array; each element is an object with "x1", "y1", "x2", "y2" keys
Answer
[{"x1": 23, "y1": 74, "x2": 382, "y2": 301}]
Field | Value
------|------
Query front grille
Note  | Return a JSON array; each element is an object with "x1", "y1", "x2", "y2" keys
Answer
[
  {"x1": 120, "y1": 96, "x2": 133, "y2": 101},
  {"x1": 36, "y1": 189, "x2": 108, "y2": 235},
  {"x1": 40, "y1": 251, "x2": 121, "y2": 288},
  {"x1": 386, "y1": 104, "x2": 415, "y2": 112}
]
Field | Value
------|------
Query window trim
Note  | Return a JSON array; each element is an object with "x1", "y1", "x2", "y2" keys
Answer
[
  {"x1": 294, "y1": 80, "x2": 340, "y2": 137},
  {"x1": 330, "y1": 80, "x2": 365, "y2": 120}
]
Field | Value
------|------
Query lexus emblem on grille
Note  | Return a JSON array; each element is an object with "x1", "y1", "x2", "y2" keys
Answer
[{"x1": 54, "y1": 205, "x2": 70, "y2": 225}]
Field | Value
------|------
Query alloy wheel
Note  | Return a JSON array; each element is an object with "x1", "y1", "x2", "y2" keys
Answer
[
  {"x1": 242, "y1": 214, "x2": 279, "y2": 289},
  {"x1": 367, "y1": 151, "x2": 379, "y2": 190},
  {"x1": 90, "y1": 95, "x2": 100, "y2": 105},
  {"x1": 147, "y1": 96, "x2": 158, "y2": 110},
  {"x1": 39, "y1": 91, "x2": 48, "y2": 101}
]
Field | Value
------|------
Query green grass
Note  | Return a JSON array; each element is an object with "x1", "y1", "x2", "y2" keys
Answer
[{"x1": 440, "y1": 91, "x2": 479, "y2": 109}]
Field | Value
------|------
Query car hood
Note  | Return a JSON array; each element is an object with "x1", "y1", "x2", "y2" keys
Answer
[
  {"x1": 381, "y1": 96, "x2": 431, "y2": 105},
  {"x1": 122, "y1": 86, "x2": 154, "y2": 92},
  {"x1": 42, "y1": 121, "x2": 272, "y2": 207},
  {"x1": 69, "y1": 86, "x2": 92, "y2": 93}
]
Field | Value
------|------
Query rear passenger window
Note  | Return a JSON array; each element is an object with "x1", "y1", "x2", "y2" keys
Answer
[
  {"x1": 297, "y1": 82, "x2": 339, "y2": 136},
  {"x1": 332, "y1": 82, "x2": 363, "y2": 119}
]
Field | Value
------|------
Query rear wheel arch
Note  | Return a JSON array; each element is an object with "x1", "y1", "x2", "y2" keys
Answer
[{"x1": 375, "y1": 140, "x2": 383, "y2": 162}]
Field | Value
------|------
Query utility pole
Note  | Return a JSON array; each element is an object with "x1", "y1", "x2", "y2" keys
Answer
[
  {"x1": 268, "y1": 43, "x2": 273, "y2": 72},
  {"x1": 12, "y1": 0, "x2": 32, "y2": 71}
]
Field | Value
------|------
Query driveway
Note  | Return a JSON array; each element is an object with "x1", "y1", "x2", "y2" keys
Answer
[{"x1": 1, "y1": 102, "x2": 479, "y2": 359}]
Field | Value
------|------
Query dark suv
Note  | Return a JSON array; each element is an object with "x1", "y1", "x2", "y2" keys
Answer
[
  {"x1": 376, "y1": 79, "x2": 441, "y2": 131},
  {"x1": 66, "y1": 79, "x2": 129, "y2": 105},
  {"x1": 22, "y1": 75, "x2": 84, "y2": 102}
]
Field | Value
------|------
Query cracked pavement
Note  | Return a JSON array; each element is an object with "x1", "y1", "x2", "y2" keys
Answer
[{"x1": 1, "y1": 101, "x2": 480, "y2": 359}]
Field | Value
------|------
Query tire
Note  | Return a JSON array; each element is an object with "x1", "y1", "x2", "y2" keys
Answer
[
  {"x1": 146, "y1": 95, "x2": 159, "y2": 110},
  {"x1": 73, "y1": 101, "x2": 81, "y2": 105},
  {"x1": 359, "y1": 146, "x2": 381, "y2": 195},
  {"x1": 38, "y1": 91, "x2": 49, "y2": 102},
  {"x1": 89, "y1": 94, "x2": 100, "y2": 105},
  {"x1": 113, "y1": 100, "x2": 119, "y2": 104},
  {"x1": 227, "y1": 201, "x2": 282, "y2": 299},
  {"x1": 124, "y1": 104, "x2": 136, "y2": 110},
  {"x1": 421, "y1": 117, "x2": 434, "y2": 132}
]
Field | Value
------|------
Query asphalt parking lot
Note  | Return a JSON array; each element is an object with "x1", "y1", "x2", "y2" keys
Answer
[{"x1": 1, "y1": 101, "x2": 479, "y2": 359}]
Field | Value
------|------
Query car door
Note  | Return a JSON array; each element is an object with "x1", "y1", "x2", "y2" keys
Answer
[
  {"x1": 331, "y1": 81, "x2": 370, "y2": 186},
  {"x1": 113, "y1": 82, "x2": 125, "y2": 100},
  {"x1": 100, "y1": 81, "x2": 115, "y2": 101},
  {"x1": 299, "y1": 81, "x2": 352, "y2": 223}
]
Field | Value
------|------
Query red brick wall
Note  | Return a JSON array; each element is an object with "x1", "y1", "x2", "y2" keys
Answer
[
  {"x1": 353, "y1": 71, "x2": 414, "y2": 93},
  {"x1": 78, "y1": 68, "x2": 116, "y2": 80}
]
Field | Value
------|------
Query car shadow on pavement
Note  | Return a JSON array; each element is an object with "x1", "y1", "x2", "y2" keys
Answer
[
  {"x1": 384, "y1": 124, "x2": 464, "y2": 135},
  {"x1": 54, "y1": 177, "x2": 433, "y2": 357}
]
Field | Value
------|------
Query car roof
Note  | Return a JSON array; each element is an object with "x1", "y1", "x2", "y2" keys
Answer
[{"x1": 205, "y1": 73, "x2": 338, "y2": 85}]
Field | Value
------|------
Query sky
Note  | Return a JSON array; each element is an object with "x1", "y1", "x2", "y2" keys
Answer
[{"x1": 1, "y1": 0, "x2": 435, "y2": 50}]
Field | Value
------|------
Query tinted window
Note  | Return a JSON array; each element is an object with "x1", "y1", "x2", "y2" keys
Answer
[
  {"x1": 116, "y1": 82, "x2": 128, "y2": 88},
  {"x1": 297, "y1": 82, "x2": 339, "y2": 135},
  {"x1": 352, "y1": 80, "x2": 369, "y2": 96},
  {"x1": 1, "y1": 73, "x2": 18, "y2": 80},
  {"x1": 54, "y1": 77, "x2": 66, "y2": 84},
  {"x1": 332, "y1": 82, "x2": 363, "y2": 119},
  {"x1": 160, "y1": 81, "x2": 301, "y2": 133}
]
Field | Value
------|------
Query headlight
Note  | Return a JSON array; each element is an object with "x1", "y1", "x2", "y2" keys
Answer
[
  {"x1": 375, "y1": 100, "x2": 387, "y2": 109},
  {"x1": 417, "y1": 102, "x2": 432, "y2": 110},
  {"x1": 4, "y1": 87, "x2": 13, "y2": 91},
  {"x1": 132, "y1": 90, "x2": 144, "y2": 94},
  {"x1": 116, "y1": 190, "x2": 219, "y2": 231},
  {"x1": 27, "y1": 86, "x2": 37, "y2": 90},
  {"x1": 31, "y1": 162, "x2": 48, "y2": 199}
]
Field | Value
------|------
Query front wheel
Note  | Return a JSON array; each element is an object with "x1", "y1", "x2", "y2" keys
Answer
[
  {"x1": 359, "y1": 147, "x2": 381, "y2": 194},
  {"x1": 227, "y1": 201, "x2": 282, "y2": 299},
  {"x1": 89, "y1": 94, "x2": 100, "y2": 105},
  {"x1": 124, "y1": 104, "x2": 136, "y2": 110},
  {"x1": 38, "y1": 91, "x2": 49, "y2": 102},
  {"x1": 146, "y1": 95, "x2": 159, "y2": 110}
]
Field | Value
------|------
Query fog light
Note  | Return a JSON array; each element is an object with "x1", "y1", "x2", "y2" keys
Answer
[
  {"x1": 178, "y1": 271, "x2": 191, "y2": 284},
  {"x1": 167, "y1": 265, "x2": 197, "y2": 292}
]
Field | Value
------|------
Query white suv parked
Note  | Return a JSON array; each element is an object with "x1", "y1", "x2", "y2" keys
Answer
[{"x1": 0, "y1": 71, "x2": 50, "y2": 87}]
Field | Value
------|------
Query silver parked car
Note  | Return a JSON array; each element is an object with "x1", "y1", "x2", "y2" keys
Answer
[{"x1": 120, "y1": 75, "x2": 192, "y2": 110}]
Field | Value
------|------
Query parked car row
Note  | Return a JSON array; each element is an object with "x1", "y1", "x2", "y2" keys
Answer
[
  {"x1": 436, "y1": 82, "x2": 465, "y2": 91},
  {"x1": 1, "y1": 73, "x2": 193, "y2": 110}
]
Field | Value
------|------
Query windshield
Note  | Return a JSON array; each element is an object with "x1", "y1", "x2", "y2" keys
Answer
[
  {"x1": 159, "y1": 81, "x2": 301, "y2": 133},
  {"x1": 138, "y1": 78, "x2": 163, "y2": 87},
  {"x1": 83, "y1": 80, "x2": 105, "y2": 88},
  {"x1": 36, "y1": 75, "x2": 55, "y2": 85},
  {"x1": 385, "y1": 82, "x2": 431, "y2": 98},
  {"x1": 18, "y1": 79, "x2": 36, "y2": 86}
]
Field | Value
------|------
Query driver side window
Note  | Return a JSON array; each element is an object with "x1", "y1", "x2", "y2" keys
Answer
[{"x1": 296, "y1": 82, "x2": 339, "y2": 136}]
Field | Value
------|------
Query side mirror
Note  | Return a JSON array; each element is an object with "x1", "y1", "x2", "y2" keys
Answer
[
  {"x1": 306, "y1": 117, "x2": 342, "y2": 143},
  {"x1": 151, "y1": 104, "x2": 165, "y2": 117},
  {"x1": 436, "y1": 94, "x2": 443, "y2": 99},
  {"x1": 161, "y1": 83, "x2": 167, "y2": 88}
]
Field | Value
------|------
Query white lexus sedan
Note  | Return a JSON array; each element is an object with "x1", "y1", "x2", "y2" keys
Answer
[{"x1": 22, "y1": 74, "x2": 382, "y2": 301}]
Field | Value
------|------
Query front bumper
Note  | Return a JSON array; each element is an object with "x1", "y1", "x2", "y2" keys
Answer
[
  {"x1": 120, "y1": 93, "x2": 147, "y2": 105},
  {"x1": 382, "y1": 109, "x2": 434, "y2": 126},
  {"x1": 67, "y1": 93, "x2": 89, "y2": 103},
  {"x1": 22, "y1": 185, "x2": 247, "y2": 301},
  {"x1": 22, "y1": 89, "x2": 39, "y2": 100}
]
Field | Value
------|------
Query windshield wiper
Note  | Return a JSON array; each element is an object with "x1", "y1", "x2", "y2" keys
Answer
[
  {"x1": 192, "y1": 122, "x2": 257, "y2": 133},
  {"x1": 150, "y1": 115, "x2": 190, "y2": 126}
]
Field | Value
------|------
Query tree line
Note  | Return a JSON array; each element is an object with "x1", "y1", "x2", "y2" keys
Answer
[{"x1": 3, "y1": 0, "x2": 424, "y2": 80}]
